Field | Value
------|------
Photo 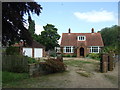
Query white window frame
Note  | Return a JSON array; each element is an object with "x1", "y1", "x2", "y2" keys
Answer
[
  {"x1": 90, "y1": 46, "x2": 100, "y2": 53},
  {"x1": 78, "y1": 36, "x2": 86, "y2": 41},
  {"x1": 63, "y1": 46, "x2": 74, "y2": 53}
]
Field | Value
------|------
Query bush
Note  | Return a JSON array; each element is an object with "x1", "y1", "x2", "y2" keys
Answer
[
  {"x1": 6, "y1": 46, "x2": 20, "y2": 55},
  {"x1": 87, "y1": 53, "x2": 100, "y2": 60},
  {"x1": 72, "y1": 54, "x2": 77, "y2": 57},
  {"x1": 26, "y1": 56, "x2": 37, "y2": 64},
  {"x1": 39, "y1": 58, "x2": 66, "y2": 74},
  {"x1": 2, "y1": 71, "x2": 29, "y2": 83},
  {"x1": 66, "y1": 54, "x2": 71, "y2": 57}
]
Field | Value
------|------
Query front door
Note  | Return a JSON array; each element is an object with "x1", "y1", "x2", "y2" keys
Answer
[{"x1": 80, "y1": 47, "x2": 84, "y2": 56}]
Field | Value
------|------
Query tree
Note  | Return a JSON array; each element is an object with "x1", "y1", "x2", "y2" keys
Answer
[
  {"x1": 28, "y1": 16, "x2": 35, "y2": 36},
  {"x1": 2, "y1": 2, "x2": 42, "y2": 46},
  {"x1": 100, "y1": 25, "x2": 119, "y2": 46},
  {"x1": 100, "y1": 25, "x2": 120, "y2": 54},
  {"x1": 37, "y1": 24, "x2": 60, "y2": 51}
]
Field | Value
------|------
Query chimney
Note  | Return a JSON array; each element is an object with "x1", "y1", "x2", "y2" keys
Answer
[
  {"x1": 68, "y1": 28, "x2": 71, "y2": 33},
  {"x1": 91, "y1": 28, "x2": 94, "y2": 33}
]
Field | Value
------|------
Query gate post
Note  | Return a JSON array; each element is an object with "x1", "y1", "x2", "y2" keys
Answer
[
  {"x1": 100, "y1": 54, "x2": 108, "y2": 73},
  {"x1": 108, "y1": 53, "x2": 114, "y2": 71}
]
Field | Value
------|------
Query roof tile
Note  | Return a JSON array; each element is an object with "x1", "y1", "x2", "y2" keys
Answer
[{"x1": 60, "y1": 33, "x2": 104, "y2": 47}]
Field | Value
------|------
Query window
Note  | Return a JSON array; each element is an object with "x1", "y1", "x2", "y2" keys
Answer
[
  {"x1": 78, "y1": 36, "x2": 86, "y2": 41},
  {"x1": 64, "y1": 46, "x2": 74, "y2": 53},
  {"x1": 90, "y1": 46, "x2": 100, "y2": 53}
]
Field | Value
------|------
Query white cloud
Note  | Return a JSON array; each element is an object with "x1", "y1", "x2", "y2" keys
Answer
[
  {"x1": 74, "y1": 10, "x2": 116, "y2": 23},
  {"x1": 35, "y1": 25, "x2": 44, "y2": 35}
]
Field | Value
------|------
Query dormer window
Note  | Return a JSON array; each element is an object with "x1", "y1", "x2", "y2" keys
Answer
[{"x1": 78, "y1": 36, "x2": 86, "y2": 41}]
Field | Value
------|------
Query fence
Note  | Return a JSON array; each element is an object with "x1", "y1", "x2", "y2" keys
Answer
[{"x1": 2, "y1": 55, "x2": 29, "y2": 73}]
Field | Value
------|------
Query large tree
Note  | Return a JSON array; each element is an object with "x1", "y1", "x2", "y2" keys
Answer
[
  {"x1": 100, "y1": 25, "x2": 120, "y2": 54},
  {"x1": 28, "y1": 16, "x2": 35, "y2": 36},
  {"x1": 100, "y1": 25, "x2": 119, "y2": 47},
  {"x1": 2, "y1": 2, "x2": 42, "y2": 46},
  {"x1": 37, "y1": 24, "x2": 60, "y2": 51}
]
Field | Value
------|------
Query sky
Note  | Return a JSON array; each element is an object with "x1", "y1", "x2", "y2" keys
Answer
[{"x1": 26, "y1": 2, "x2": 118, "y2": 44}]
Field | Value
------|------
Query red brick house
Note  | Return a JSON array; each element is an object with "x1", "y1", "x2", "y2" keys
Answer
[{"x1": 60, "y1": 28, "x2": 104, "y2": 57}]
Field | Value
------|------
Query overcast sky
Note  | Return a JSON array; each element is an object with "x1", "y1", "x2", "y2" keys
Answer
[{"x1": 27, "y1": 2, "x2": 118, "y2": 44}]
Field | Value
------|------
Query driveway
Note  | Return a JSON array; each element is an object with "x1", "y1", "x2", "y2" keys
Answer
[{"x1": 3, "y1": 58, "x2": 118, "y2": 88}]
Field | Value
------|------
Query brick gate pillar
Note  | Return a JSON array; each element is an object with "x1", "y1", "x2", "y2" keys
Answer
[
  {"x1": 108, "y1": 53, "x2": 114, "y2": 71},
  {"x1": 100, "y1": 54, "x2": 108, "y2": 73}
]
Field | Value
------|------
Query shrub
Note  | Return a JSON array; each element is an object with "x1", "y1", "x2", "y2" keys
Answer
[
  {"x1": 62, "y1": 54, "x2": 66, "y2": 57},
  {"x1": 39, "y1": 58, "x2": 66, "y2": 74},
  {"x1": 2, "y1": 71, "x2": 29, "y2": 83},
  {"x1": 66, "y1": 54, "x2": 71, "y2": 57},
  {"x1": 26, "y1": 56, "x2": 37, "y2": 64},
  {"x1": 72, "y1": 54, "x2": 77, "y2": 57},
  {"x1": 87, "y1": 53, "x2": 100, "y2": 60},
  {"x1": 6, "y1": 46, "x2": 20, "y2": 55}
]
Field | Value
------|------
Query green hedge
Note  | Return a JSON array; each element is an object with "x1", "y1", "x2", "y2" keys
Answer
[{"x1": 6, "y1": 46, "x2": 20, "y2": 55}]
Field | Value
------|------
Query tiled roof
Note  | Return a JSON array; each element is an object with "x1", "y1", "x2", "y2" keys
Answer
[
  {"x1": 60, "y1": 33, "x2": 104, "y2": 47},
  {"x1": 12, "y1": 40, "x2": 45, "y2": 48}
]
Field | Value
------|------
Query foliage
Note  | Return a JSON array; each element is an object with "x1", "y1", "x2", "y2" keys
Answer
[
  {"x1": 28, "y1": 16, "x2": 35, "y2": 36},
  {"x1": 36, "y1": 24, "x2": 60, "y2": 51},
  {"x1": 6, "y1": 46, "x2": 20, "y2": 55},
  {"x1": 2, "y1": 71, "x2": 29, "y2": 83},
  {"x1": 2, "y1": 2, "x2": 42, "y2": 46},
  {"x1": 86, "y1": 53, "x2": 100, "y2": 60},
  {"x1": 62, "y1": 54, "x2": 71, "y2": 57},
  {"x1": 25, "y1": 56, "x2": 37, "y2": 64},
  {"x1": 66, "y1": 54, "x2": 71, "y2": 57},
  {"x1": 100, "y1": 25, "x2": 120, "y2": 54},
  {"x1": 62, "y1": 54, "x2": 76, "y2": 57},
  {"x1": 101, "y1": 46, "x2": 117, "y2": 54},
  {"x1": 72, "y1": 54, "x2": 77, "y2": 57},
  {"x1": 39, "y1": 58, "x2": 66, "y2": 74}
]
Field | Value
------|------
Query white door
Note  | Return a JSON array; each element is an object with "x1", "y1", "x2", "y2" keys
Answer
[
  {"x1": 23, "y1": 48, "x2": 32, "y2": 57},
  {"x1": 34, "y1": 48, "x2": 43, "y2": 58}
]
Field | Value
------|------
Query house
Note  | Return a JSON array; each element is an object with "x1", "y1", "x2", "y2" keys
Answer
[
  {"x1": 12, "y1": 40, "x2": 45, "y2": 58},
  {"x1": 60, "y1": 28, "x2": 104, "y2": 57}
]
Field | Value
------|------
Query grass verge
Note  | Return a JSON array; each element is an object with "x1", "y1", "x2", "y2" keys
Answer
[{"x1": 2, "y1": 71, "x2": 29, "y2": 84}]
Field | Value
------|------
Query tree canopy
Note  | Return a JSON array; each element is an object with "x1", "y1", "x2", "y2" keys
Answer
[
  {"x1": 100, "y1": 25, "x2": 120, "y2": 54},
  {"x1": 28, "y1": 16, "x2": 35, "y2": 36},
  {"x1": 2, "y1": 2, "x2": 42, "y2": 46},
  {"x1": 36, "y1": 24, "x2": 60, "y2": 51}
]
